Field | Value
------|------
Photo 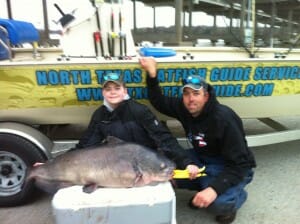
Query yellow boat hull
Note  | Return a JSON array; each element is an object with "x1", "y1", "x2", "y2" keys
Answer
[{"x1": 0, "y1": 59, "x2": 299, "y2": 125}]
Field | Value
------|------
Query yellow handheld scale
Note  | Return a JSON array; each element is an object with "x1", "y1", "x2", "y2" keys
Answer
[{"x1": 173, "y1": 166, "x2": 206, "y2": 179}]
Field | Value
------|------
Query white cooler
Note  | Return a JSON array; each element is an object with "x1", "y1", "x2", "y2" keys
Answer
[{"x1": 52, "y1": 182, "x2": 176, "y2": 224}]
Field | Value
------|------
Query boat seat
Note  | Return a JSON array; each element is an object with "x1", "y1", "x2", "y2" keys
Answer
[{"x1": 0, "y1": 18, "x2": 39, "y2": 45}]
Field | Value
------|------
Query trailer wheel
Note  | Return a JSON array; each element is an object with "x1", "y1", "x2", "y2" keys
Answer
[{"x1": 0, "y1": 133, "x2": 46, "y2": 206}]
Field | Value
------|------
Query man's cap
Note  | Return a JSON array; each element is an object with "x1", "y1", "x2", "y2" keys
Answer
[
  {"x1": 181, "y1": 75, "x2": 208, "y2": 92},
  {"x1": 102, "y1": 73, "x2": 124, "y2": 87}
]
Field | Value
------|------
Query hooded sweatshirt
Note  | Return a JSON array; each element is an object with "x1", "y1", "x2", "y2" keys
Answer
[{"x1": 146, "y1": 75, "x2": 256, "y2": 195}]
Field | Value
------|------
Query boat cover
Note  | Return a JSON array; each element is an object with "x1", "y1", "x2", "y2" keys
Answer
[{"x1": 0, "y1": 18, "x2": 39, "y2": 45}]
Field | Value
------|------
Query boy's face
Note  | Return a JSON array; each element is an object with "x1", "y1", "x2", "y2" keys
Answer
[
  {"x1": 102, "y1": 82, "x2": 127, "y2": 108},
  {"x1": 182, "y1": 87, "x2": 209, "y2": 117}
]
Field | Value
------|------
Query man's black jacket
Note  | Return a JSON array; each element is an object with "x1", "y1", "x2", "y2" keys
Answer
[{"x1": 146, "y1": 76, "x2": 256, "y2": 195}]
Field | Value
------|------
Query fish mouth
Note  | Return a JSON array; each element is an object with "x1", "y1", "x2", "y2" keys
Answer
[
  {"x1": 155, "y1": 168, "x2": 175, "y2": 181},
  {"x1": 166, "y1": 168, "x2": 176, "y2": 179}
]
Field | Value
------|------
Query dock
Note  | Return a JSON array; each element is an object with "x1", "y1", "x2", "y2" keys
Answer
[{"x1": 131, "y1": 0, "x2": 300, "y2": 47}]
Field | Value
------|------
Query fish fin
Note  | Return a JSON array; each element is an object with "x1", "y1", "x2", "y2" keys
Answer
[
  {"x1": 34, "y1": 178, "x2": 72, "y2": 194},
  {"x1": 132, "y1": 159, "x2": 143, "y2": 186},
  {"x1": 83, "y1": 183, "x2": 98, "y2": 193},
  {"x1": 133, "y1": 173, "x2": 143, "y2": 187},
  {"x1": 104, "y1": 136, "x2": 124, "y2": 145}
]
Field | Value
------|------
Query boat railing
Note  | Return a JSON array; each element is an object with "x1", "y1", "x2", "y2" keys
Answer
[{"x1": 0, "y1": 25, "x2": 11, "y2": 60}]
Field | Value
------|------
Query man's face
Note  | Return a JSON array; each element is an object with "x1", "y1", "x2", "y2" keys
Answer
[
  {"x1": 182, "y1": 87, "x2": 209, "y2": 117},
  {"x1": 102, "y1": 82, "x2": 127, "y2": 108}
]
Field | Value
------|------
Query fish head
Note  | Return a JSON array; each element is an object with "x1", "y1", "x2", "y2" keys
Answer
[{"x1": 134, "y1": 150, "x2": 176, "y2": 186}]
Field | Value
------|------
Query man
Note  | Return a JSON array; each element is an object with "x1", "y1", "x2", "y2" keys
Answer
[
  {"x1": 139, "y1": 57, "x2": 256, "y2": 224},
  {"x1": 76, "y1": 72, "x2": 199, "y2": 175}
]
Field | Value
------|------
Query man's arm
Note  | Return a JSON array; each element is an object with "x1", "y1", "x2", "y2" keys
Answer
[
  {"x1": 140, "y1": 57, "x2": 183, "y2": 118},
  {"x1": 209, "y1": 116, "x2": 256, "y2": 195},
  {"x1": 139, "y1": 57, "x2": 199, "y2": 177},
  {"x1": 132, "y1": 102, "x2": 192, "y2": 169},
  {"x1": 192, "y1": 116, "x2": 255, "y2": 208}
]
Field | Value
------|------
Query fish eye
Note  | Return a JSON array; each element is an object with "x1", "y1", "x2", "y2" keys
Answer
[{"x1": 160, "y1": 163, "x2": 166, "y2": 169}]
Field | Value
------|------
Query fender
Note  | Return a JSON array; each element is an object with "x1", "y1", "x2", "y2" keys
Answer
[{"x1": 0, "y1": 122, "x2": 53, "y2": 160}]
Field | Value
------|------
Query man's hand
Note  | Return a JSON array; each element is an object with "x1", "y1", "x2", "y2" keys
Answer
[
  {"x1": 186, "y1": 164, "x2": 201, "y2": 179},
  {"x1": 192, "y1": 187, "x2": 217, "y2": 208},
  {"x1": 139, "y1": 57, "x2": 157, "y2": 78}
]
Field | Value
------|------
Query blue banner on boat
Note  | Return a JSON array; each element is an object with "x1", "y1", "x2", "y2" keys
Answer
[{"x1": 139, "y1": 47, "x2": 176, "y2": 58}]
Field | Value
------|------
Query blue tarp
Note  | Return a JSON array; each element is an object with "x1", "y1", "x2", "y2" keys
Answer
[{"x1": 0, "y1": 18, "x2": 39, "y2": 45}]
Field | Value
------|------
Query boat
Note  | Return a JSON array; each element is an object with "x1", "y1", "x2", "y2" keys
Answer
[
  {"x1": 0, "y1": 3, "x2": 299, "y2": 122},
  {"x1": 0, "y1": 0, "x2": 299, "y2": 207}
]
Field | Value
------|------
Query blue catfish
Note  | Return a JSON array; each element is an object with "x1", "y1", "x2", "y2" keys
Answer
[{"x1": 26, "y1": 136, "x2": 175, "y2": 194}]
